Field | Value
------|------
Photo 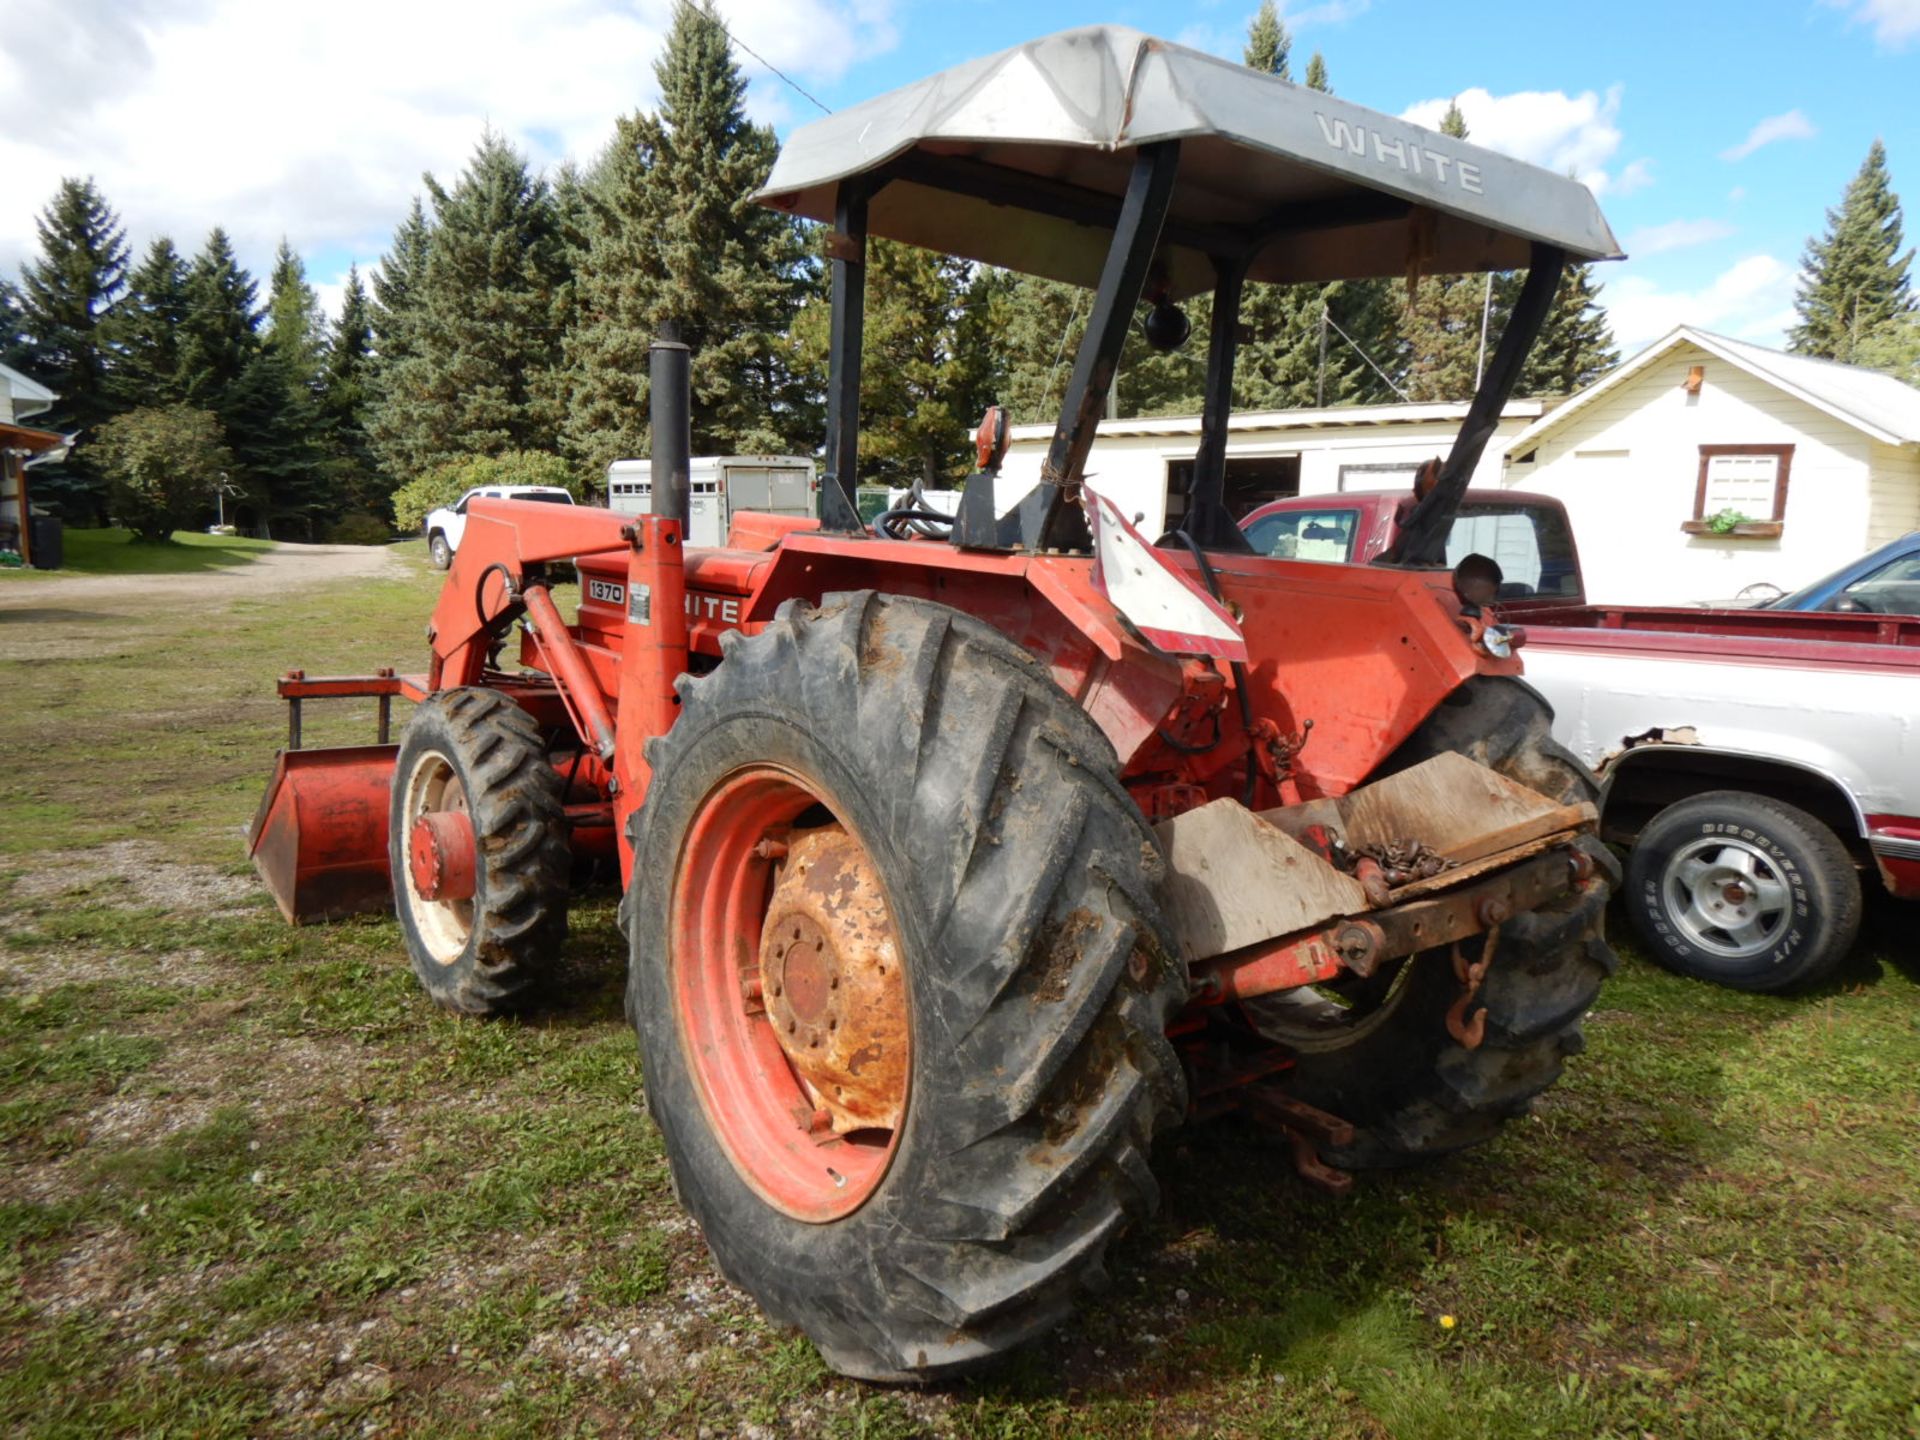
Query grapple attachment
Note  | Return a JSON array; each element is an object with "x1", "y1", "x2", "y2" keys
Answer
[{"x1": 249, "y1": 745, "x2": 398, "y2": 924}]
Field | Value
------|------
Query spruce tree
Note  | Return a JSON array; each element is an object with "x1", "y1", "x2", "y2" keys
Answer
[
  {"x1": 177, "y1": 228, "x2": 260, "y2": 405},
  {"x1": 1791, "y1": 140, "x2": 1915, "y2": 362},
  {"x1": 0, "y1": 280, "x2": 33, "y2": 373},
  {"x1": 369, "y1": 133, "x2": 570, "y2": 479},
  {"x1": 566, "y1": 1, "x2": 808, "y2": 472},
  {"x1": 265, "y1": 240, "x2": 326, "y2": 386},
  {"x1": 1399, "y1": 102, "x2": 1490, "y2": 401},
  {"x1": 14, "y1": 177, "x2": 129, "y2": 519},
  {"x1": 324, "y1": 265, "x2": 382, "y2": 507},
  {"x1": 1516, "y1": 263, "x2": 1617, "y2": 395},
  {"x1": 1244, "y1": 1, "x2": 1291, "y2": 80},
  {"x1": 1304, "y1": 52, "x2": 1330, "y2": 93},
  {"x1": 110, "y1": 238, "x2": 193, "y2": 408},
  {"x1": 794, "y1": 239, "x2": 1004, "y2": 487},
  {"x1": 370, "y1": 196, "x2": 431, "y2": 375}
]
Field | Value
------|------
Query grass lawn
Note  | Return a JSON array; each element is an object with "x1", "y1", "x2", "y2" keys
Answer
[
  {"x1": 1, "y1": 527, "x2": 277, "y2": 578},
  {"x1": 1, "y1": 550, "x2": 1916, "y2": 1437}
]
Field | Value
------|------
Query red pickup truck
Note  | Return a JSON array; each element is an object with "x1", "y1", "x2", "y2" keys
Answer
[{"x1": 1241, "y1": 489, "x2": 1920, "y2": 991}]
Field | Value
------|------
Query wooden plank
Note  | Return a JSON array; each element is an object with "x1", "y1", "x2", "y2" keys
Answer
[
  {"x1": 1154, "y1": 799, "x2": 1372, "y2": 962},
  {"x1": 1254, "y1": 795, "x2": 1347, "y2": 846},
  {"x1": 1385, "y1": 829, "x2": 1581, "y2": 902},
  {"x1": 1443, "y1": 800, "x2": 1597, "y2": 866},
  {"x1": 1338, "y1": 752, "x2": 1562, "y2": 857}
]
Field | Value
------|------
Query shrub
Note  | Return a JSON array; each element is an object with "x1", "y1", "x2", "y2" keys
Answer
[
  {"x1": 390, "y1": 452, "x2": 583, "y2": 532},
  {"x1": 326, "y1": 512, "x2": 393, "y2": 546},
  {"x1": 91, "y1": 406, "x2": 237, "y2": 543}
]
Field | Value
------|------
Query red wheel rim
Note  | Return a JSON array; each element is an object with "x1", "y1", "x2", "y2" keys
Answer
[{"x1": 670, "y1": 767, "x2": 909, "y2": 1222}]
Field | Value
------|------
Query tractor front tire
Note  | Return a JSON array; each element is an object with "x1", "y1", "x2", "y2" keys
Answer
[
  {"x1": 624, "y1": 592, "x2": 1187, "y2": 1381},
  {"x1": 390, "y1": 687, "x2": 570, "y2": 1014},
  {"x1": 1250, "y1": 677, "x2": 1619, "y2": 1167}
]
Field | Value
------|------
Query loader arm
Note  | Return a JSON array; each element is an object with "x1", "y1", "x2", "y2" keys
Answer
[{"x1": 428, "y1": 499, "x2": 632, "y2": 690}]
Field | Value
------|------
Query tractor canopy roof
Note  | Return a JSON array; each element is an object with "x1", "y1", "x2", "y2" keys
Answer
[{"x1": 758, "y1": 26, "x2": 1622, "y2": 299}]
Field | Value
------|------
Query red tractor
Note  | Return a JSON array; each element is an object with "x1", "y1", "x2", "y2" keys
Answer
[{"x1": 252, "y1": 28, "x2": 1624, "y2": 1380}]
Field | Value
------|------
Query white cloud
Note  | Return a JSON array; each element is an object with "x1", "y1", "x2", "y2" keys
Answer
[
  {"x1": 0, "y1": 0, "x2": 897, "y2": 281},
  {"x1": 1825, "y1": 0, "x2": 1920, "y2": 48},
  {"x1": 1720, "y1": 109, "x2": 1817, "y2": 162},
  {"x1": 1401, "y1": 85, "x2": 1626, "y2": 194},
  {"x1": 1612, "y1": 158, "x2": 1655, "y2": 196},
  {"x1": 1605, "y1": 254, "x2": 1799, "y2": 349},
  {"x1": 1624, "y1": 218, "x2": 1738, "y2": 256}
]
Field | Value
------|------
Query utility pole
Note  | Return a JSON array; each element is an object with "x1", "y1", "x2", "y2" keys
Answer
[
  {"x1": 1474, "y1": 272, "x2": 1494, "y2": 391},
  {"x1": 1317, "y1": 304, "x2": 1329, "y2": 408}
]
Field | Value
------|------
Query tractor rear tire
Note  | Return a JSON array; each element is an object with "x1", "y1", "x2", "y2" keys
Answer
[
  {"x1": 1249, "y1": 677, "x2": 1619, "y2": 1167},
  {"x1": 624, "y1": 592, "x2": 1187, "y2": 1381},
  {"x1": 390, "y1": 687, "x2": 570, "y2": 1014}
]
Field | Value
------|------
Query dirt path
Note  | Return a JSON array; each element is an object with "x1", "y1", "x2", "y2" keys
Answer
[{"x1": 0, "y1": 542, "x2": 399, "y2": 609}]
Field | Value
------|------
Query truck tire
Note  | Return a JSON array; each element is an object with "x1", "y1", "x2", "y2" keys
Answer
[
  {"x1": 624, "y1": 592, "x2": 1187, "y2": 1381},
  {"x1": 1246, "y1": 676, "x2": 1619, "y2": 1167},
  {"x1": 1624, "y1": 791, "x2": 1861, "y2": 992},
  {"x1": 390, "y1": 687, "x2": 570, "y2": 1014},
  {"x1": 428, "y1": 531, "x2": 452, "y2": 570}
]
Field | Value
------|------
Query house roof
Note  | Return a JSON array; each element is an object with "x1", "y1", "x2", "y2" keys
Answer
[
  {"x1": 1507, "y1": 325, "x2": 1920, "y2": 453},
  {"x1": 759, "y1": 26, "x2": 1619, "y2": 298},
  {"x1": 1007, "y1": 398, "x2": 1546, "y2": 445},
  {"x1": 0, "y1": 363, "x2": 55, "y2": 419}
]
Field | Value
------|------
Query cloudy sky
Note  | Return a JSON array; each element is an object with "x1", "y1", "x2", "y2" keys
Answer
[{"x1": 3, "y1": 0, "x2": 1916, "y2": 352}]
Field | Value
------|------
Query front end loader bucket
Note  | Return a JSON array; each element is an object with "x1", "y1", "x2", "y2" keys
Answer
[{"x1": 249, "y1": 745, "x2": 398, "y2": 924}]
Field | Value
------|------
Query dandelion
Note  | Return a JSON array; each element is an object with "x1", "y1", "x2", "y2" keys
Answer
[{"x1": 1439, "y1": 1314, "x2": 1457, "y2": 1330}]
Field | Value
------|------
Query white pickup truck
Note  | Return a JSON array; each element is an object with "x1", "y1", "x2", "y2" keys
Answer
[
  {"x1": 424, "y1": 485, "x2": 575, "y2": 570},
  {"x1": 1245, "y1": 489, "x2": 1920, "y2": 992}
]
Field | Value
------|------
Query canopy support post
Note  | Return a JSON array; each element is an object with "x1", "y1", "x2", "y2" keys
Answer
[
  {"x1": 821, "y1": 181, "x2": 870, "y2": 535},
  {"x1": 1381, "y1": 243, "x2": 1566, "y2": 567},
  {"x1": 1182, "y1": 254, "x2": 1253, "y2": 551}
]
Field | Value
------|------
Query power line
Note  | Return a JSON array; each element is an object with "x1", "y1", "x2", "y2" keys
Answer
[
  {"x1": 711, "y1": 16, "x2": 834, "y2": 116},
  {"x1": 1323, "y1": 306, "x2": 1409, "y2": 401}
]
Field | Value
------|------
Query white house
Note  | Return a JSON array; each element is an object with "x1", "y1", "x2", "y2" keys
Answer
[
  {"x1": 1501, "y1": 326, "x2": 1920, "y2": 604},
  {"x1": 998, "y1": 399, "x2": 1545, "y2": 536},
  {"x1": 0, "y1": 363, "x2": 63, "y2": 566}
]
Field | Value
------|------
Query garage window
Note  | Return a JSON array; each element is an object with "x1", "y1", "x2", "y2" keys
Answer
[{"x1": 1694, "y1": 444, "x2": 1792, "y2": 523}]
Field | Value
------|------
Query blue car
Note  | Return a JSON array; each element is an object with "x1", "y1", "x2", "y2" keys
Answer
[{"x1": 1764, "y1": 531, "x2": 1920, "y2": 615}]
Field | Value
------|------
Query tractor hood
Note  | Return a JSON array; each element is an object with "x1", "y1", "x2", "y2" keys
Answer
[{"x1": 758, "y1": 26, "x2": 1622, "y2": 299}]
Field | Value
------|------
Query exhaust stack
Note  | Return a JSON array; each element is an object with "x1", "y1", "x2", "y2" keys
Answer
[{"x1": 649, "y1": 339, "x2": 692, "y2": 528}]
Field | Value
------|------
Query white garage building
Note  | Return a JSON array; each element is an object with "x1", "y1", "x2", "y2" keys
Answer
[
  {"x1": 1501, "y1": 326, "x2": 1920, "y2": 603},
  {"x1": 997, "y1": 398, "x2": 1544, "y2": 536}
]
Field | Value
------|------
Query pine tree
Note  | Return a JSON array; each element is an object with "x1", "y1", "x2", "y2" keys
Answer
[
  {"x1": 14, "y1": 177, "x2": 129, "y2": 519},
  {"x1": 177, "y1": 228, "x2": 260, "y2": 406},
  {"x1": 370, "y1": 196, "x2": 431, "y2": 376},
  {"x1": 1244, "y1": 0, "x2": 1291, "y2": 80},
  {"x1": 110, "y1": 238, "x2": 193, "y2": 408},
  {"x1": 566, "y1": 1, "x2": 809, "y2": 472},
  {"x1": 1399, "y1": 102, "x2": 1490, "y2": 401},
  {"x1": 369, "y1": 133, "x2": 570, "y2": 479},
  {"x1": 794, "y1": 240, "x2": 1006, "y2": 487},
  {"x1": 324, "y1": 265, "x2": 381, "y2": 508},
  {"x1": 0, "y1": 280, "x2": 33, "y2": 373},
  {"x1": 1791, "y1": 140, "x2": 1915, "y2": 362},
  {"x1": 265, "y1": 240, "x2": 326, "y2": 386},
  {"x1": 1304, "y1": 51, "x2": 1330, "y2": 93},
  {"x1": 1516, "y1": 263, "x2": 1617, "y2": 395}
]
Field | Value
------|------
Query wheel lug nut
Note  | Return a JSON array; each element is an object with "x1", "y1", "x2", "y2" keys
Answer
[{"x1": 754, "y1": 838, "x2": 788, "y2": 861}]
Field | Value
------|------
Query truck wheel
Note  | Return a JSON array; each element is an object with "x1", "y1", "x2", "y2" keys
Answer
[
  {"x1": 624, "y1": 592, "x2": 1186, "y2": 1381},
  {"x1": 428, "y1": 531, "x2": 452, "y2": 570},
  {"x1": 1246, "y1": 677, "x2": 1619, "y2": 1166},
  {"x1": 390, "y1": 687, "x2": 570, "y2": 1014},
  {"x1": 1624, "y1": 791, "x2": 1861, "y2": 992}
]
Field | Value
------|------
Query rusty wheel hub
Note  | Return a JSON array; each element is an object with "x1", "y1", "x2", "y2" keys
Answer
[{"x1": 759, "y1": 826, "x2": 908, "y2": 1135}]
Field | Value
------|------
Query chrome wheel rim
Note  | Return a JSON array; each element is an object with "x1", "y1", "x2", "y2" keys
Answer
[{"x1": 1662, "y1": 836, "x2": 1792, "y2": 959}]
